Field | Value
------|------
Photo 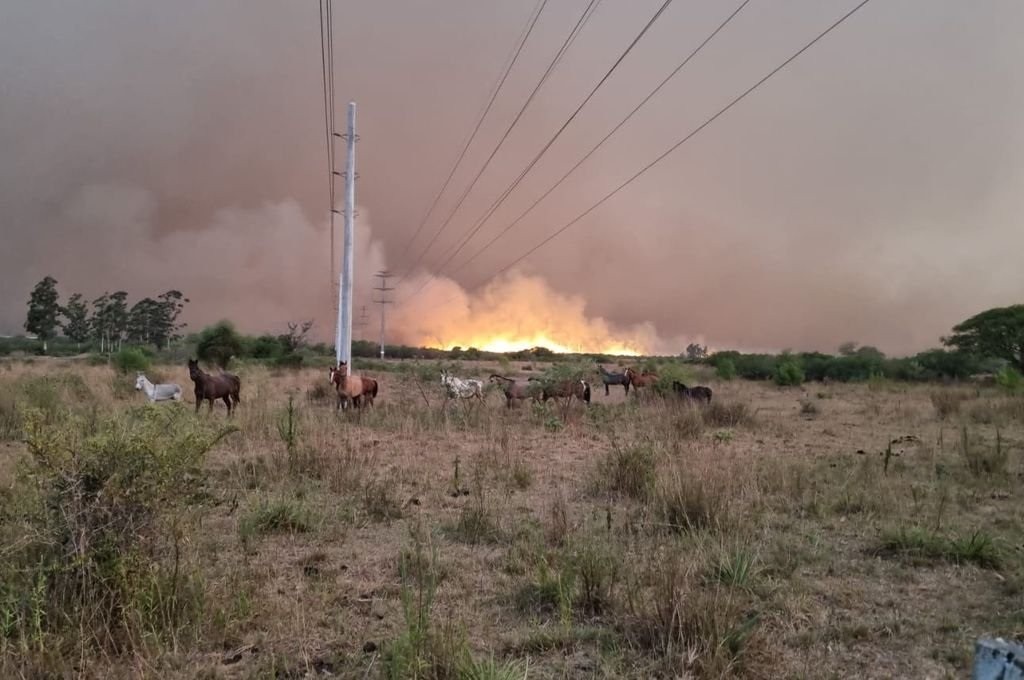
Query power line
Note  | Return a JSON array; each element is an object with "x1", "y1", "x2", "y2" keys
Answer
[
  {"x1": 427, "y1": 0, "x2": 604, "y2": 270},
  {"x1": 414, "y1": 0, "x2": 876, "y2": 310},
  {"x1": 397, "y1": 0, "x2": 547, "y2": 264},
  {"x1": 398, "y1": 0, "x2": 603, "y2": 284},
  {"x1": 399, "y1": 0, "x2": 674, "y2": 303},
  {"x1": 449, "y1": 0, "x2": 751, "y2": 279},
  {"x1": 318, "y1": 0, "x2": 336, "y2": 289}
]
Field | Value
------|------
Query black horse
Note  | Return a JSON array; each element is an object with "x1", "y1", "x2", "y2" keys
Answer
[
  {"x1": 671, "y1": 381, "x2": 712, "y2": 404},
  {"x1": 598, "y1": 365, "x2": 630, "y2": 396}
]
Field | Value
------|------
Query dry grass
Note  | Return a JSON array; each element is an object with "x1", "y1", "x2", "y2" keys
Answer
[{"x1": 0, "y1": 358, "x2": 1021, "y2": 678}]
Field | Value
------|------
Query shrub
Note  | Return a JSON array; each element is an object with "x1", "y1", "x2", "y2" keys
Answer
[
  {"x1": 240, "y1": 498, "x2": 314, "y2": 538},
  {"x1": 931, "y1": 390, "x2": 969, "y2": 420},
  {"x1": 363, "y1": 478, "x2": 404, "y2": 523},
  {"x1": 113, "y1": 347, "x2": 151, "y2": 374},
  {"x1": 0, "y1": 389, "x2": 20, "y2": 440},
  {"x1": 774, "y1": 358, "x2": 804, "y2": 387},
  {"x1": 715, "y1": 359, "x2": 736, "y2": 381},
  {"x1": 445, "y1": 496, "x2": 504, "y2": 545},
  {"x1": 704, "y1": 400, "x2": 753, "y2": 428},
  {"x1": 799, "y1": 399, "x2": 819, "y2": 417},
  {"x1": 195, "y1": 320, "x2": 243, "y2": 368},
  {"x1": 654, "y1": 463, "x2": 733, "y2": 533},
  {"x1": 996, "y1": 366, "x2": 1022, "y2": 392},
  {"x1": 875, "y1": 525, "x2": 1000, "y2": 569},
  {"x1": 653, "y1": 363, "x2": 691, "y2": 397},
  {"x1": 2, "y1": 407, "x2": 234, "y2": 654},
  {"x1": 565, "y1": 534, "x2": 622, "y2": 615},
  {"x1": 595, "y1": 445, "x2": 656, "y2": 500},
  {"x1": 958, "y1": 426, "x2": 1009, "y2": 476}
]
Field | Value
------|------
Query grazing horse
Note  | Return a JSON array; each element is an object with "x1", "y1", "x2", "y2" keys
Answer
[
  {"x1": 135, "y1": 372, "x2": 182, "y2": 403},
  {"x1": 671, "y1": 381, "x2": 713, "y2": 404},
  {"x1": 489, "y1": 374, "x2": 538, "y2": 408},
  {"x1": 597, "y1": 365, "x2": 630, "y2": 396},
  {"x1": 441, "y1": 370, "x2": 484, "y2": 401},
  {"x1": 187, "y1": 359, "x2": 241, "y2": 415},
  {"x1": 329, "y1": 361, "x2": 376, "y2": 410},
  {"x1": 531, "y1": 377, "x2": 591, "y2": 404},
  {"x1": 624, "y1": 367, "x2": 659, "y2": 393}
]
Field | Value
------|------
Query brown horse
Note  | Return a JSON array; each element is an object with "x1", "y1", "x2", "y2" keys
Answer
[
  {"x1": 489, "y1": 374, "x2": 538, "y2": 408},
  {"x1": 188, "y1": 358, "x2": 241, "y2": 415},
  {"x1": 329, "y1": 361, "x2": 377, "y2": 410},
  {"x1": 624, "y1": 367, "x2": 658, "y2": 393},
  {"x1": 530, "y1": 377, "x2": 591, "y2": 404}
]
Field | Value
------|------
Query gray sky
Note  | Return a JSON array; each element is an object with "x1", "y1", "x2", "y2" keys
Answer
[{"x1": 2, "y1": 1, "x2": 1022, "y2": 355}]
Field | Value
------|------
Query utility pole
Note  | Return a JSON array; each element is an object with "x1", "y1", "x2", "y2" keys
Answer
[
  {"x1": 354, "y1": 305, "x2": 369, "y2": 339},
  {"x1": 335, "y1": 101, "x2": 357, "y2": 366},
  {"x1": 374, "y1": 270, "x2": 394, "y2": 360}
]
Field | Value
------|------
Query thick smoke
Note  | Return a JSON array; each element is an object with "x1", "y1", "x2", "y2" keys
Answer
[{"x1": 2, "y1": 1, "x2": 1023, "y2": 354}]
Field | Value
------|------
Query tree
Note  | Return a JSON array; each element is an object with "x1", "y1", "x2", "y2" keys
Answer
[
  {"x1": 280, "y1": 320, "x2": 314, "y2": 353},
  {"x1": 684, "y1": 343, "x2": 707, "y2": 360},
  {"x1": 838, "y1": 341, "x2": 859, "y2": 356},
  {"x1": 154, "y1": 290, "x2": 188, "y2": 348},
  {"x1": 106, "y1": 291, "x2": 129, "y2": 351},
  {"x1": 90, "y1": 292, "x2": 110, "y2": 352},
  {"x1": 195, "y1": 321, "x2": 244, "y2": 368},
  {"x1": 944, "y1": 304, "x2": 1024, "y2": 372},
  {"x1": 91, "y1": 291, "x2": 129, "y2": 352},
  {"x1": 126, "y1": 297, "x2": 161, "y2": 345},
  {"x1": 25, "y1": 276, "x2": 61, "y2": 353},
  {"x1": 61, "y1": 293, "x2": 90, "y2": 350}
]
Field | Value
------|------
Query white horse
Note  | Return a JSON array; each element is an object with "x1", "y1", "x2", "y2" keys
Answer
[
  {"x1": 441, "y1": 370, "x2": 484, "y2": 401},
  {"x1": 135, "y1": 372, "x2": 183, "y2": 403}
]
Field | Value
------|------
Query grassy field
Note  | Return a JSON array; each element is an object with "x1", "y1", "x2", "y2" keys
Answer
[{"x1": 0, "y1": 357, "x2": 1021, "y2": 679}]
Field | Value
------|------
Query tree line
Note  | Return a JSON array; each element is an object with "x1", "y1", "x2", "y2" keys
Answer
[{"x1": 24, "y1": 276, "x2": 188, "y2": 353}]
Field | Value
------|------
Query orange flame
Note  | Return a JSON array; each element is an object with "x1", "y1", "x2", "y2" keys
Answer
[{"x1": 394, "y1": 272, "x2": 657, "y2": 356}]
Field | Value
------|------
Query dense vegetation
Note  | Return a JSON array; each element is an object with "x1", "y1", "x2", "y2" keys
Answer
[{"x1": 11, "y1": 277, "x2": 1024, "y2": 385}]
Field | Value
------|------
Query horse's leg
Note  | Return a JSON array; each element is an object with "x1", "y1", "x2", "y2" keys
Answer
[{"x1": 223, "y1": 394, "x2": 232, "y2": 416}]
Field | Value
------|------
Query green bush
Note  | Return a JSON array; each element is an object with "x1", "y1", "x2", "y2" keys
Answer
[
  {"x1": 774, "y1": 358, "x2": 804, "y2": 386},
  {"x1": 195, "y1": 320, "x2": 244, "y2": 368},
  {"x1": 113, "y1": 347, "x2": 151, "y2": 374},
  {"x1": 996, "y1": 366, "x2": 1022, "y2": 392},
  {"x1": 2, "y1": 407, "x2": 235, "y2": 655},
  {"x1": 652, "y1": 362, "x2": 690, "y2": 396},
  {"x1": 716, "y1": 358, "x2": 736, "y2": 381}
]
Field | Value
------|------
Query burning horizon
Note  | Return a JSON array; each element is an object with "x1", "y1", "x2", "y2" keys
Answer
[{"x1": 390, "y1": 271, "x2": 671, "y2": 356}]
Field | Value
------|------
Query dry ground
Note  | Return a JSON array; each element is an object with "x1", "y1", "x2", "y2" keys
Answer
[{"x1": 1, "y1": 357, "x2": 1022, "y2": 679}]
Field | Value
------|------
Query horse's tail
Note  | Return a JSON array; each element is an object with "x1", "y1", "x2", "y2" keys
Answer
[
  {"x1": 370, "y1": 380, "x2": 378, "y2": 399},
  {"x1": 230, "y1": 375, "x2": 241, "y2": 404}
]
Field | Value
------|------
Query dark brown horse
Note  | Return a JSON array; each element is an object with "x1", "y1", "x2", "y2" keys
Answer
[
  {"x1": 530, "y1": 377, "x2": 591, "y2": 404},
  {"x1": 188, "y1": 358, "x2": 241, "y2": 415},
  {"x1": 672, "y1": 381, "x2": 713, "y2": 404}
]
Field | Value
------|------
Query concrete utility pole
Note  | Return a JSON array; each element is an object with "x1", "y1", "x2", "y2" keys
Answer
[
  {"x1": 374, "y1": 270, "x2": 394, "y2": 360},
  {"x1": 335, "y1": 102, "x2": 357, "y2": 366}
]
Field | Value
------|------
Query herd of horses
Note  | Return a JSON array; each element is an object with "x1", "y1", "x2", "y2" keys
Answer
[{"x1": 135, "y1": 360, "x2": 711, "y2": 415}]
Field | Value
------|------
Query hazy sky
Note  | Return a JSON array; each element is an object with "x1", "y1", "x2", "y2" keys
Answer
[{"x1": 2, "y1": 1, "x2": 1022, "y2": 355}]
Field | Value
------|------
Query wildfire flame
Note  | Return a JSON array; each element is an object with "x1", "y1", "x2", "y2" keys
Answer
[{"x1": 393, "y1": 272, "x2": 658, "y2": 356}]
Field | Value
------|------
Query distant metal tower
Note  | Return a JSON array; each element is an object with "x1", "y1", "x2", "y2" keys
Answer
[
  {"x1": 335, "y1": 102, "x2": 357, "y2": 366},
  {"x1": 373, "y1": 270, "x2": 394, "y2": 359},
  {"x1": 354, "y1": 305, "x2": 370, "y2": 339}
]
